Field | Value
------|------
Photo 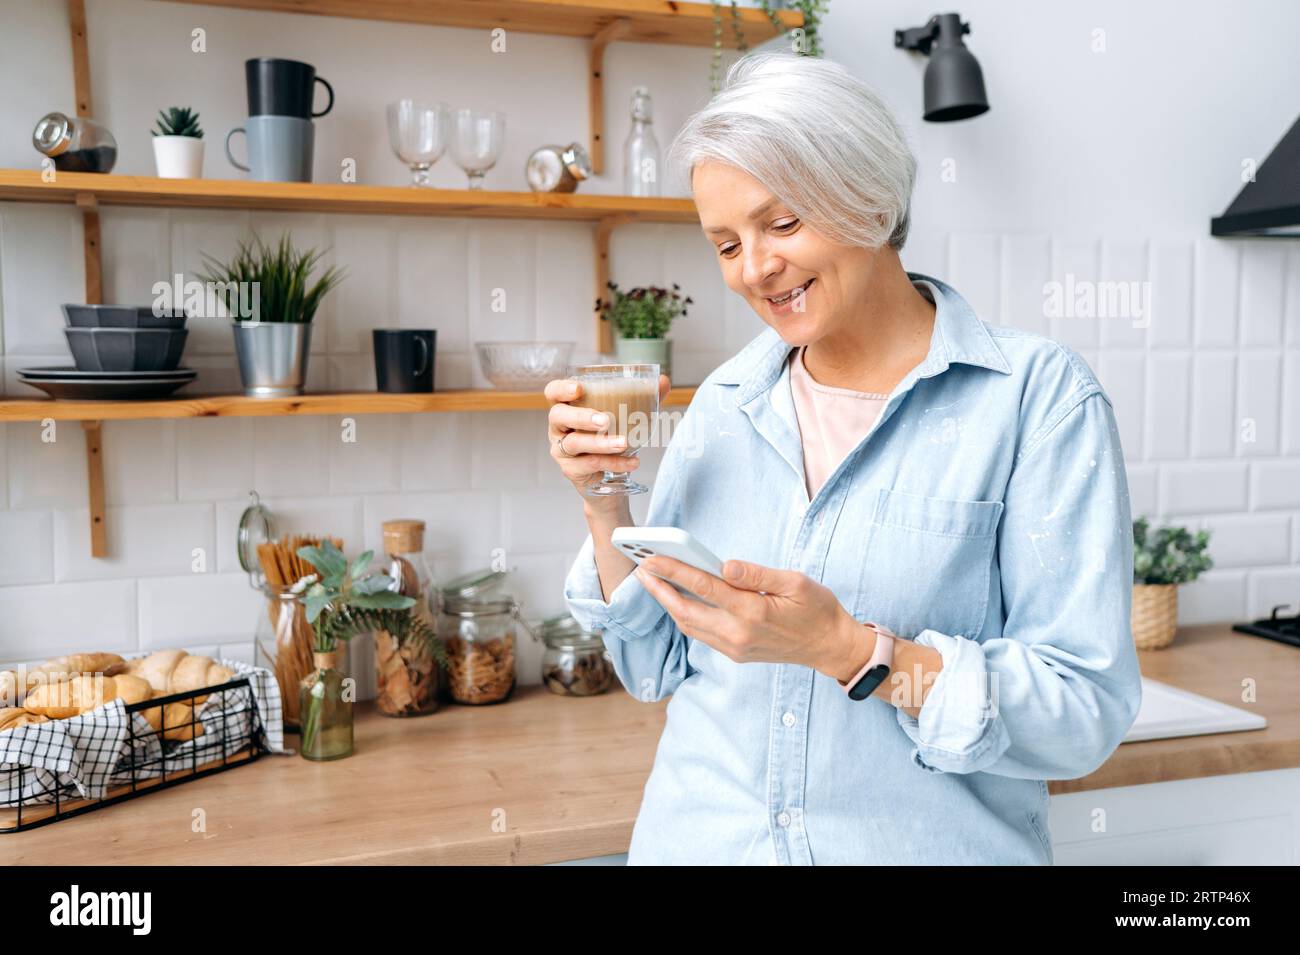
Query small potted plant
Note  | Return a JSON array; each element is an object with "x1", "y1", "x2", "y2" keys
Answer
[
  {"x1": 1132, "y1": 517, "x2": 1214, "y2": 650},
  {"x1": 293, "y1": 540, "x2": 443, "y2": 760},
  {"x1": 151, "y1": 106, "x2": 204, "y2": 179},
  {"x1": 199, "y1": 232, "x2": 345, "y2": 396},
  {"x1": 595, "y1": 281, "x2": 691, "y2": 377}
]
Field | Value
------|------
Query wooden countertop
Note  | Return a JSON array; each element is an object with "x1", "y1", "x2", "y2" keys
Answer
[
  {"x1": 1051, "y1": 622, "x2": 1300, "y2": 794},
  {"x1": 6, "y1": 623, "x2": 1296, "y2": 864}
]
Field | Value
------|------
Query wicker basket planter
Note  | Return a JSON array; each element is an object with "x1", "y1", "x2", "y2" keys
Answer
[{"x1": 1132, "y1": 582, "x2": 1179, "y2": 650}]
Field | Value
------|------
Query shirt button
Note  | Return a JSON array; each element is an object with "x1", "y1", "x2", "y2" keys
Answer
[
  {"x1": 782, "y1": 711, "x2": 796, "y2": 728},
  {"x1": 777, "y1": 811, "x2": 792, "y2": 827}
]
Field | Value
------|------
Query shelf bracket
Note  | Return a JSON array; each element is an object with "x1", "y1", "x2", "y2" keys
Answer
[
  {"x1": 595, "y1": 213, "x2": 632, "y2": 355},
  {"x1": 82, "y1": 420, "x2": 107, "y2": 558},
  {"x1": 68, "y1": 0, "x2": 102, "y2": 304},
  {"x1": 588, "y1": 17, "x2": 632, "y2": 177}
]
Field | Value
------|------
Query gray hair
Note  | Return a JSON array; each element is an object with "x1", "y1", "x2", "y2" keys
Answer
[{"x1": 668, "y1": 52, "x2": 917, "y2": 251}]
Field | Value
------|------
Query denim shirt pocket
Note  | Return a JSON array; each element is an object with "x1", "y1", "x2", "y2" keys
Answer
[{"x1": 852, "y1": 488, "x2": 1003, "y2": 640}]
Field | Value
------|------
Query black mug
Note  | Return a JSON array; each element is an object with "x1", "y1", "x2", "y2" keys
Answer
[
  {"x1": 373, "y1": 329, "x2": 435, "y2": 393},
  {"x1": 245, "y1": 57, "x2": 334, "y2": 119}
]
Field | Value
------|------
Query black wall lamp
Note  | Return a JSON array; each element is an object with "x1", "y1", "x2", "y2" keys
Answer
[{"x1": 894, "y1": 13, "x2": 989, "y2": 121}]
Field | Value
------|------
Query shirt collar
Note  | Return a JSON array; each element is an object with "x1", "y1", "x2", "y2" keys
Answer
[{"x1": 713, "y1": 271, "x2": 1012, "y2": 405}]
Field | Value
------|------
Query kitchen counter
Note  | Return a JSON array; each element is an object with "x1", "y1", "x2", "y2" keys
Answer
[{"x1": 6, "y1": 623, "x2": 1296, "y2": 864}]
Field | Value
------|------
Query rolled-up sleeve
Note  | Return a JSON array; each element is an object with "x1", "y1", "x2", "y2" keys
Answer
[
  {"x1": 562, "y1": 415, "x2": 698, "y2": 702},
  {"x1": 894, "y1": 388, "x2": 1142, "y2": 778}
]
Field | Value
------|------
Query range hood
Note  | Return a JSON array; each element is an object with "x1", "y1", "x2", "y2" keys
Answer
[{"x1": 1211, "y1": 115, "x2": 1300, "y2": 237}]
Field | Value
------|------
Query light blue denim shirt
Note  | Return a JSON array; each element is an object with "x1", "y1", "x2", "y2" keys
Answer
[{"x1": 563, "y1": 272, "x2": 1142, "y2": 865}]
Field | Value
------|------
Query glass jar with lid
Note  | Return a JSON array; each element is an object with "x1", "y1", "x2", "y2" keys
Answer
[
  {"x1": 239, "y1": 490, "x2": 347, "y2": 733},
  {"x1": 374, "y1": 519, "x2": 442, "y2": 717},
  {"x1": 437, "y1": 568, "x2": 530, "y2": 705},
  {"x1": 536, "y1": 614, "x2": 614, "y2": 697}
]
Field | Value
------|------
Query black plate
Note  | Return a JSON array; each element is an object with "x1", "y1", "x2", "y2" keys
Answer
[
  {"x1": 18, "y1": 372, "x2": 196, "y2": 401},
  {"x1": 17, "y1": 366, "x2": 197, "y2": 380}
]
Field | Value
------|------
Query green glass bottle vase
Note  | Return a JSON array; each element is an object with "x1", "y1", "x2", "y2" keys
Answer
[{"x1": 299, "y1": 650, "x2": 353, "y2": 760}]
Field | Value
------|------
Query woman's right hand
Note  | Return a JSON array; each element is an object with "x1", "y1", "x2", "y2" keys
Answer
[{"x1": 544, "y1": 374, "x2": 671, "y2": 500}]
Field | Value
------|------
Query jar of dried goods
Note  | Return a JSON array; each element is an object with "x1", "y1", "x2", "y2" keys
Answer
[
  {"x1": 438, "y1": 569, "x2": 524, "y2": 704},
  {"x1": 374, "y1": 519, "x2": 443, "y2": 717},
  {"x1": 536, "y1": 614, "x2": 614, "y2": 697}
]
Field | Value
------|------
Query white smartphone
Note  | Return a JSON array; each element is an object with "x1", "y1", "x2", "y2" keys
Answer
[{"x1": 612, "y1": 526, "x2": 725, "y2": 603}]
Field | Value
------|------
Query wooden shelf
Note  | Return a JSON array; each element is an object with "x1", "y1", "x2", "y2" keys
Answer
[
  {"x1": 159, "y1": 0, "x2": 802, "y2": 47},
  {"x1": 0, "y1": 387, "x2": 699, "y2": 421},
  {"x1": 0, "y1": 170, "x2": 699, "y2": 223}
]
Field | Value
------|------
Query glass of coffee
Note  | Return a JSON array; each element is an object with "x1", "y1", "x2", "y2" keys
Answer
[{"x1": 567, "y1": 363, "x2": 660, "y2": 496}]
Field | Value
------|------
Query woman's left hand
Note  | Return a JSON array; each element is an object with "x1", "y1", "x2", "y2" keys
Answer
[{"x1": 634, "y1": 555, "x2": 861, "y2": 675}]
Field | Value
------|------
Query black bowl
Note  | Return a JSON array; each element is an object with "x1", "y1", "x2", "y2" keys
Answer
[
  {"x1": 62, "y1": 304, "x2": 187, "y2": 329},
  {"x1": 64, "y1": 327, "x2": 188, "y2": 372}
]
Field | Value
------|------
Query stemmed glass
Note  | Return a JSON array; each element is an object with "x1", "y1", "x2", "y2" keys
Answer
[
  {"x1": 387, "y1": 99, "x2": 449, "y2": 187},
  {"x1": 451, "y1": 108, "x2": 505, "y2": 189},
  {"x1": 567, "y1": 363, "x2": 660, "y2": 497}
]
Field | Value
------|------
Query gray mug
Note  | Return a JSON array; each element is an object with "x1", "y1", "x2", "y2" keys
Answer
[{"x1": 225, "y1": 115, "x2": 314, "y2": 182}]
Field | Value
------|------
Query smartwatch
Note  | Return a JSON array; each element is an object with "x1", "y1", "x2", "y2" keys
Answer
[{"x1": 837, "y1": 621, "x2": 896, "y2": 701}]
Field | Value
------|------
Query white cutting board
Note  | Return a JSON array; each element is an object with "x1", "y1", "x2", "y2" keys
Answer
[{"x1": 1122, "y1": 677, "x2": 1267, "y2": 743}]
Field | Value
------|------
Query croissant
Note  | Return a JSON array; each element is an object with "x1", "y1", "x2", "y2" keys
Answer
[
  {"x1": 0, "y1": 707, "x2": 50, "y2": 732},
  {"x1": 123, "y1": 650, "x2": 235, "y2": 704},
  {"x1": 23, "y1": 673, "x2": 152, "y2": 719},
  {"x1": 0, "y1": 653, "x2": 125, "y2": 706}
]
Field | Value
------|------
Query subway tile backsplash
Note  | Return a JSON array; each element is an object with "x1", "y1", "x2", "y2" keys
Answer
[{"x1": 1, "y1": 202, "x2": 1298, "y2": 679}]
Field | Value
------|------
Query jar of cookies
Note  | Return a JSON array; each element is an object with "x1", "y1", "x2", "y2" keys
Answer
[{"x1": 437, "y1": 569, "x2": 524, "y2": 705}]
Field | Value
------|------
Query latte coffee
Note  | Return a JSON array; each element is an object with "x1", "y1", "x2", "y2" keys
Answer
[{"x1": 571, "y1": 375, "x2": 658, "y2": 453}]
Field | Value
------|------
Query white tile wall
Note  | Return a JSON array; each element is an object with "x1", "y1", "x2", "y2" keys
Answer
[{"x1": 1, "y1": 0, "x2": 1297, "y2": 684}]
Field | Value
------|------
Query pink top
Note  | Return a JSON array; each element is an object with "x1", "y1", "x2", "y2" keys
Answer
[{"x1": 788, "y1": 343, "x2": 890, "y2": 499}]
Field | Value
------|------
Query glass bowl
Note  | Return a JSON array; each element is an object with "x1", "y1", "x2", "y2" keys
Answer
[{"x1": 475, "y1": 341, "x2": 574, "y2": 390}]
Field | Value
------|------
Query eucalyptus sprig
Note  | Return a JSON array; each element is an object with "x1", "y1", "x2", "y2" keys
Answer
[
  {"x1": 293, "y1": 539, "x2": 420, "y2": 653},
  {"x1": 1133, "y1": 517, "x2": 1214, "y2": 586}
]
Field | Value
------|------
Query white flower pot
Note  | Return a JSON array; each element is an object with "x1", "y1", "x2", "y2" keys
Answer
[{"x1": 152, "y1": 136, "x2": 204, "y2": 179}]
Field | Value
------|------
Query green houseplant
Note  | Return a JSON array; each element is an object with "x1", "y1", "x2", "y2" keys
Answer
[
  {"x1": 199, "y1": 232, "x2": 345, "y2": 397},
  {"x1": 1131, "y1": 517, "x2": 1214, "y2": 650},
  {"x1": 292, "y1": 540, "x2": 447, "y2": 759},
  {"x1": 595, "y1": 281, "x2": 692, "y2": 377},
  {"x1": 710, "y1": 1, "x2": 831, "y2": 93},
  {"x1": 151, "y1": 106, "x2": 204, "y2": 179}
]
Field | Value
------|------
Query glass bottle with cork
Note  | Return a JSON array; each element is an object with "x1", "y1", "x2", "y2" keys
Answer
[{"x1": 374, "y1": 519, "x2": 444, "y2": 717}]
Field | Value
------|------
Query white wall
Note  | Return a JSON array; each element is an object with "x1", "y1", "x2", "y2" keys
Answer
[{"x1": 0, "y1": 0, "x2": 1296, "y2": 686}]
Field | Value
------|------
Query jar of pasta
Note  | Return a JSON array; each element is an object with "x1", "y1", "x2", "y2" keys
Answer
[{"x1": 438, "y1": 569, "x2": 523, "y2": 705}]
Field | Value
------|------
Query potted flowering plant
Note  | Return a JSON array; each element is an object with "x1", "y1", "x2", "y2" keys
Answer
[
  {"x1": 1132, "y1": 517, "x2": 1213, "y2": 650},
  {"x1": 151, "y1": 106, "x2": 204, "y2": 179},
  {"x1": 594, "y1": 281, "x2": 691, "y2": 377}
]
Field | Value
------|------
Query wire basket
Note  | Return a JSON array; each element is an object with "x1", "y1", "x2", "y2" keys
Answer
[{"x1": 0, "y1": 662, "x2": 281, "y2": 833}]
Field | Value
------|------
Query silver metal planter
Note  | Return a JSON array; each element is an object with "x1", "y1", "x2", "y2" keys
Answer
[{"x1": 232, "y1": 321, "x2": 312, "y2": 397}]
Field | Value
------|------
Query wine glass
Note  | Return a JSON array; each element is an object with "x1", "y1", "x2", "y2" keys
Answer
[
  {"x1": 387, "y1": 99, "x2": 449, "y2": 187},
  {"x1": 451, "y1": 108, "x2": 505, "y2": 189},
  {"x1": 567, "y1": 363, "x2": 660, "y2": 497}
]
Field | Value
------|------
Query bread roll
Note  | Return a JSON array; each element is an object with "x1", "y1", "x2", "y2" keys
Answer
[
  {"x1": 124, "y1": 650, "x2": 234, "y2": 704},
  {"x1": 0, "y1": 707, "x2": 49, "y2": 732},
  {"x1": 23, "y1": 673, "x2": 153, "y2": 718},
  {"x1": 0, "y1": 653, "x2": 125, "y2": 706},
  {"x1": 140, "y1": 699, "x2": 204, "y2": 741}
]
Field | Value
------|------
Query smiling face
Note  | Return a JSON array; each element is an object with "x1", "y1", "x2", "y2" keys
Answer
[{"x1": 694, "y1": 160, "x2": 881, "y2": 347}]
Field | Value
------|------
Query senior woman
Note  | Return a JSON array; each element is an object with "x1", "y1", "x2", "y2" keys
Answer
[{"x1": 547, "y1": 52, "x2": 1141, "y2": 865}]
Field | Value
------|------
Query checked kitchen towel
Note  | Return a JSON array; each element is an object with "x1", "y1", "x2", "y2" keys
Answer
[{"x1": 0, "y1": 659, "x2": 286, "y2": 809}]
